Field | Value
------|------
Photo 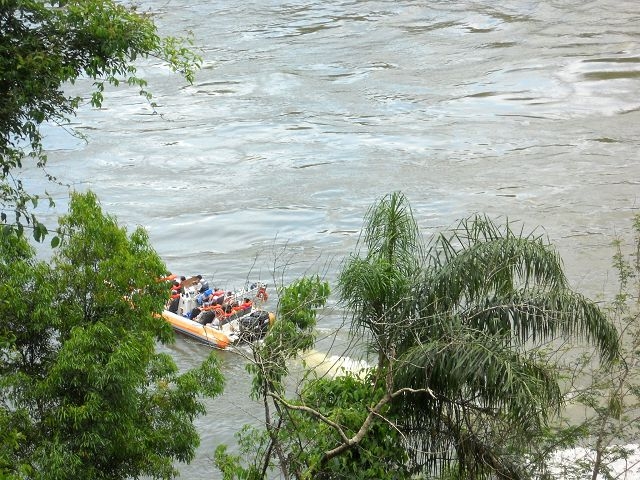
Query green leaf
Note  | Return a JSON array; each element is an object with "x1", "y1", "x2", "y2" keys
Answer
[{"x1": 2, "y1": 190, "x2": 223, "y2": 478}]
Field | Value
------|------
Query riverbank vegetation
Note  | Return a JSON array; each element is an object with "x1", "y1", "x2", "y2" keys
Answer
[
  {"x1": 2, "y1": 189, "x2": 636, "y2": 479},
  {"x1": 215, "y1": 192, "x2": 640, "y2": 480},
  {"x1": 0, "y1": 191, "x2": 224, "y2": 478},
  {"x1": 0, "y1": 3, "x2": 218, "y2": 477},
  {"x1": 541, "y1": 215, "x2": 640, "y2": 479}
]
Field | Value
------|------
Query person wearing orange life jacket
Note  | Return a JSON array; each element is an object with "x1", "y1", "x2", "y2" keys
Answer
[
  {"x1": 256, "y1": 285, "x2": 268, "y2": 301},
  {"x1": 225, "y1": 299, "x2": 253, "y2": 321},
  {"x1": 170, "y1": 281, "x2": 181, "y2": 298},
  {"x1": 199, "y1": 288, "x2": 225, "y2": 307},
  {"x1": 239, "y1": 298, "x2": 253, "y2": 311}
]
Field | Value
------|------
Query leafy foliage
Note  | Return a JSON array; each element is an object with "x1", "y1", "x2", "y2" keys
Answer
[
  {"x1": 0, "y1": 0, "x2": 201, "y2": 240},
  {"x1": 339, "y1": 191, "x2": 423, "y2": 367},
  {"x1": 247, "y1": 276, "x2": 330, "y2": 399},
  {"x1": 0, "y1": 191, "x2": 223, "y2": 479},
  {"x1": 218, "y1": 191, "x2": 621, "y2": 480},
  {"x1": 338, "y1": 192, "x2": 620, "y2": 479},
  {"x1": 217, "y1": 371, "x2": 411, "y2": 480},
  {"x1": 289, "y1": 371, "x2": 410, "y2": 479}
]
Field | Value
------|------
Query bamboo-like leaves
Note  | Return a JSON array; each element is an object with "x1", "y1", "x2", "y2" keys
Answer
[
  {"x1": 339, "y1": 192, "x2": 423, "y2": 357},
  {"x1": 461, "y1": 288, "x2": 619, "y2": 363},
  {"x1": 395, "y1": 326, "x2": 563, "y2": 427},
  {"x1": 337, "y1": 193, "x2": 620, "y2": 477},
  {"x1": 361, "y1": 191, "x2": 423, "y2": 270},
  {"x1": 425, "y1": 215, "x2": 568, "y2": 307},
  {"x1": 392, "y1": 323, "x2": 564, "y2": 478}
]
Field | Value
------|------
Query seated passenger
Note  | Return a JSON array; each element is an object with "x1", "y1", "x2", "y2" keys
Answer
[
  {"x1": 198, "y1": 310, "x2": 217, "y2": 326},
  {"x1": 199, "y1": 288, "x2": 225, "y2": 307},
  {"x1": 171, "y1": 279, "x2": 183, "y2": 295},
  {"x1": 231, "y1": 298, "x2": 253, "y2": 315},
  {"x1": 197, "y1": 288, "x2": 213, "y2": 306},
  {"x1": 197, "y1": 275, "x2": 210, "y2": 294},
  {"x1": 168, "y1": 296, "x2": 180, "y2": 313}
]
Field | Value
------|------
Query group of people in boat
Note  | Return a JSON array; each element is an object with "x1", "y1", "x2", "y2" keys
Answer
[
  {"x1": 164, "y1": 274, "x2": 259, "y2": 328},
  {"x1": 167, "y1": 274, "x2": 208, "y2": 298},
  {"x1": 190, "y1": 298, "x2": 254, "y2": 328}
]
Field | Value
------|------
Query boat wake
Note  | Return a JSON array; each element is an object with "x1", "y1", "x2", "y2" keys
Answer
[{"x1": 301, "y1": 349, "x2": 370, "y2": 378}]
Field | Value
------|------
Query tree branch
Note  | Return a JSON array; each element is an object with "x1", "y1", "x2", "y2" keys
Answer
[{"x1": 267, "y1": 386, "x2": 436, "y2": 464}]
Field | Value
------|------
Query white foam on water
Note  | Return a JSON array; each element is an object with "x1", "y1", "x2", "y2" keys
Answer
[
  {"x1": 301, "y1": 349, "x2": 370, "y2": 378},
  {"x1": 546, "y1": 444, "x2": 640, "y2": 479}
]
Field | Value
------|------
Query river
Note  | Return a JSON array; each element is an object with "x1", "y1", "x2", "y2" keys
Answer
[{"x1": 35, "y1": 0, "x2": 640, "y2": 477}]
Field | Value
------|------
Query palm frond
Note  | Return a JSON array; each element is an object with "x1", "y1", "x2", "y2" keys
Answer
[
  {"x1": 461, "y1": 288, "x2": 620, "y2": 362},
  {"x1": 425, "y1": 216, "x2": 568, "y2": 307},
  {"x1": 394, "y1": 326, "x2": 563, "y2": 427},
  {"x1": 339, "y1": 192, "x2": 424, "y2": 353},
  {"x1": 392, "y1": 326, "x2": 561, "y2": 478},
  {"x1": 339, "y1": 256, "x2": 419, "y2": 350},
  {"x1": 359, "y1": 191, "x2": 423, "y2": 273}
]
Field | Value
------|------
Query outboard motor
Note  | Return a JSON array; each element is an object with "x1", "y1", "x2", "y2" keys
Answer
[{"x1": 239, "y1": 311, "x2": 271, "y2": 342}]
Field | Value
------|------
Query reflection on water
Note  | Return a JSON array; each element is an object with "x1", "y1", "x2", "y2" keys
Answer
[{"x1": 30, "y1": 0, "x2": 640, "y2": 477}]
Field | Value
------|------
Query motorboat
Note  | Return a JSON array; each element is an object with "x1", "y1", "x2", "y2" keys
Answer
[{"x1": 162, "y1": 278, "x2": 273, "y2": 350}]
